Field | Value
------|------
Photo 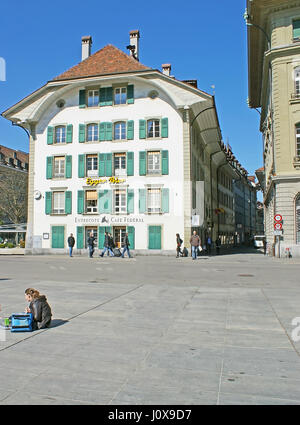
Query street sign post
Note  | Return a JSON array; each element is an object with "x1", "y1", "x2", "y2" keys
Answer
[{"x1": 274, "y1": 214, "x2": 283, "y2": 258}]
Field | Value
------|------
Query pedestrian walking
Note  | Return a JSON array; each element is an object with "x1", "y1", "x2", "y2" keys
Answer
[
  {"x1": 206, "y1": 236, "x2": 212, "y2": 256},
  {"x1": 100, "y1": 232, "x2": 114, "y2": 257},
  {"x1": 215, "y1": 236, "x2": 221, "y2": 255},
  {"x1": 67, "y1": 233, "x2": 75, "y2": 257},
  {"x1": 190, "y1": 231, "x2": 201, "y2": 260},
  {"x1": 176, "y1": 233, "x2": 183, "y2": 258},
  {"x1": 121, "y1": 232, "x2": 131, "y2": 258},
  {"x1": 263, "y1": 238, "x2": 267, "y2": 255},
  {"x1": 87, "y1": 232, "x2": 95, "y2": 258},
  {"x1": 108, "y1": 233, "x2": 115, "y2": 257}
]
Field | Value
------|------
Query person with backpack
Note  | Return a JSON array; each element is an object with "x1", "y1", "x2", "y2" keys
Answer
[
  {"x1": 87, "y1": 232, "x2": 95, "y2": 258},
  {"x1": 121, "y1": 232, "x2": 131, "y2": 258},
  {"x1": 24, "y1": 288, "x2": 52, "y2": 330},
  {"x1": 67, "y1": 233, "x2": 75, "y2": 257},
  {"x1": 176, "y1": 233, "x2": 183, "y2": 258}
]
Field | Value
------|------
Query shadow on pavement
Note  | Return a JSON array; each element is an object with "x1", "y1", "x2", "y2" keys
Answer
[{"x1": 50, "y1": 319, "x2": 69, "y2": 328}]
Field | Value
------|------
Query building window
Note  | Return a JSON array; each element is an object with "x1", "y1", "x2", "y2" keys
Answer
[
  {"x1": 87, "y1": 123, "x2": 99, "y2": 142},
  {"x1": 86, "y1": 154, "x2": 98, "y2": 177},
  {"x1": 293, "y1": 20, "x2": 300, "y2": 40},
  {"x1": 87, "y1": 90, "x2": 99, "y2": 107},
  {"x1": 296, "y1": 195, "x2": 300, "y2": 244},
  {"x1": 53, "y1": 156, "x2": 65, "y2": 178},
  {"x1": 85, "y1": 190, "x2": 97, "y2": 213},
  {"x1": 114, "y1": 189, "x2": 127, "y2": 214},
  {"x1": 114, "y1": 122, "x2": 126, "y2": 140},
  {"x1": 147, "y1": 151, "x2": 161, "y2": 174},
  {"x1": 295, "y1": 68, "x2": 300, "y2": 97},
  {"x1": 114, "y1": 153, "x2": 126, "y2": 176},
  {"x1": 147, "y1": 120, "x2": 160, "y2": 138},
  {"x1": 114, "y1": 87, "x2": 127, "y2": 105},
  {"x1": 296, "y1": 124, "x2": 300, "y2": 156},
  {"x1": 147, "y1": 188, "x2": 161, "y2": 213},
  {"x1": 53, "y1": 192, "x2": 65, "y2": 214},
  {"x1": 55, "y1": 126, "x2": 66, "y2": 144}
]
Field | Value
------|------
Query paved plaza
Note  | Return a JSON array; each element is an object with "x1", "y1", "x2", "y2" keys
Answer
[{"x1": 0, "y1": 249, "x2": 300, "y2": 405}]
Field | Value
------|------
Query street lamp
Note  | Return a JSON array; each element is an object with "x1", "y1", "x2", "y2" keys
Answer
[{"x1": 243, "y1": 9, "x2": 271, "y2": 50}]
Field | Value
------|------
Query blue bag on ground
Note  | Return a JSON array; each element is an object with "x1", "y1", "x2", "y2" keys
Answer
[{"x1": 10, "y1": 313, "x2": 33, "y2": 332}]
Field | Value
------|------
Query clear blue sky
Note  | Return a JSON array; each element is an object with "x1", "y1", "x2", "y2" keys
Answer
[{"x1": 0, "y1": 0, "x2": 262, "y2": 177}]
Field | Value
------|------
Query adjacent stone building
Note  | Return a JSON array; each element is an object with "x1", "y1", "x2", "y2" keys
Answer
[{"x1": 246, "y1": 0, "x2": 300, "y2": 256}]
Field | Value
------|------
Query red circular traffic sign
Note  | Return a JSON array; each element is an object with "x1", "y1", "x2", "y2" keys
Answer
[
  {"x1": 274, "y1": 222, "x2": 282, "y2": 230},
  {"x1": 274, "y1": 214, "x2": 282, "y2": 222}
]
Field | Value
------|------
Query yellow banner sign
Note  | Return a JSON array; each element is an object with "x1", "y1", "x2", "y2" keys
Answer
[{"x1": 86, "y1": 177, "x2": 126, "y2": 186}]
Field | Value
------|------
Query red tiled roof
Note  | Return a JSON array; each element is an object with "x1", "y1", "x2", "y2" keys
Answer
[
  {"x1": 0, "y1": 145, "x2": 28, "y2": 163},
  {"x1": 52, "y1": 44, "x2": 151, "y2": 81},
  {"x1": 255, "y1": 167, "x2": 264, "y2": 173}
]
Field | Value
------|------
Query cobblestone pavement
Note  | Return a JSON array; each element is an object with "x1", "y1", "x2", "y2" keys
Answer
[{"x1": 0, "y1": 249, "x2": 300, "y2": 405}]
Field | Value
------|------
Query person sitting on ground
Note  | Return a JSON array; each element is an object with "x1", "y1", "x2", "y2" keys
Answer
[{"x1": 25, "y1": 288, "x2": 52, "y2": 330}]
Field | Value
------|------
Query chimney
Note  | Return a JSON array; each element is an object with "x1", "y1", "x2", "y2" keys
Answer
[
  {"x1": 162, "y1": 64, "x2": 171, "y2": 76},
  {"x1": 129, "y1": 30, "x2": 140, "y2": 61},
  {"x1": 81, "y1": 36, "x2": 92, "y2": 61}
]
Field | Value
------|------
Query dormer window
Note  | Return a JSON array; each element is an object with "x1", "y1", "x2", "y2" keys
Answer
[
  {"x1": 114, "y1": 87, "x2": 127, "y2": 105},
  {"x1": 87, "y1": 90, "x2": 99, "y2": 107}
]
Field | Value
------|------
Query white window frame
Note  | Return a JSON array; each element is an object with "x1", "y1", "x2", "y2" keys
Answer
[
  {"x1": 85, "y1": 190, "x2": 98, "y2": 214},
  {"x1": 54, "y1": 126, "x2": 66, "y2": 144},
  {"x1": 296, "y1": 124, "x2": 300, "y2": 156},
  {"x1": 114, "y1": 87, "x2": 127, "y2": 105},
  {"x1": 147, "y1": 151, "x2": 161, "y2": 175},
  {"x1": 53, "y1": 156, "x2": 65, "y2": 178},
  {"x1": 147, "y1": 119, "x2": 160, "y2": 138},
  {"x1": 52, "y1": 191, "x2": 65, "y2": 215},
  {"x1": 87, "y1": 90, "x2": 99, "y2": 107},
  {"x1": 114, "y1": 122, "x2": 126, "y2": 140},
  {"x1": 147, "y1": 188, "x2": 161, "y2": 213},
  {"x1": 114, "y1": 188, "x2": 127, "y2": 214},
  {"x1": 114, "y1": 153, "x2": 126, "y2": 176},
  {"x1": 87, "y1": 123, "x2": 99, "y2": 142},
  {"x1": 86, "y1": 154, "x2": 98, "y2": 177}
]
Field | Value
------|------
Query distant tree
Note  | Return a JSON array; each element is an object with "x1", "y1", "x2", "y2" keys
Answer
[{"x1": 0, "y1": 169, "x2": 28, "y2": 223}]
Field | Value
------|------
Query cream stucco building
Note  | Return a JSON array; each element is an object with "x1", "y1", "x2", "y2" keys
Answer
[
  {"x1": 246, "y1": 0, "x2": 300, "y2": 256},
  {"x1": 2, "y1": 31, "x2": 251, "y2": 254}
]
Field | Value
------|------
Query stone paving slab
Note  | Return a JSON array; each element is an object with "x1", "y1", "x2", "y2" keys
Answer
[{"x1": 1, "y1": 251, "x2": 300, "y2": 405}]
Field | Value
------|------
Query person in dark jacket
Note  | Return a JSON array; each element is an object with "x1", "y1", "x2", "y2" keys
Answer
[
  {"x1": 25, "y1": 288, "x2": 52, "y2": 330},
  {"x1": 121, "y1": 233, "x2": 131, "y2": 258},
  {"x1": 100, "y1": 232, "x2": 114, "y2": 257},
  {"x1": 67, "y1": 233, "x2": 75, "y2": 257},
  {"x1": 176, "y1": 233, "x2": 183, "y2": 258},
  {"x1": 215, "y1": 236, "x2": 221, "y2": 255},
  {"x1": 108, "y1": 233, "x2": 115, "y2": 256},
  {"x1": 87, "y1": 232, "x2": 95, "y2": 258}
]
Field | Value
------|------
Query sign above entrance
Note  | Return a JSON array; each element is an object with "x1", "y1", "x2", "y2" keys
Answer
[
  {"x1": 86, "y1": 177, "x2": 126, "y2": 187},
  {"x1": 75, "y1": 215, "x2": 144, "y2": 225}
]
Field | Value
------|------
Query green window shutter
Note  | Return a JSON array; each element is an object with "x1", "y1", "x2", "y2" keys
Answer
[
  {"x1": 65, "y1": 191, "x2": 72, "y2": 214},
  {"x1": 127, "y1": 226, "x2": 135, "y2": 249},
  {"x1": 52, "y1": 226, "x2": 65, "y2": 248},
  {"x1": 106, "y1": 87, "x2": 113, "y2": 106},
  {"x1": 139, "y1": 151, "x2": 146, "y2": 176},
  {"x1": 161, "y1": 150, "x2": 169, "y2": 175},
  {"x1": 127, "y1": 189, "x2": 134, "y2": 214},
  {"x1": 98, "y1": 226, "x2": 106, "y2": 249},
  {"x1": 77, "y1": 226, "x2": 84, "y2": 249},
  {"x1": 127, "y1": 85, "x2": 134, "y2": 104},
  {"x1": 99, "y1": 190, "x2": 112, "y2": 213},
  {"x1": 78, "y1": 154, "x2": 85, "y2": 178},
  {"x1": 65, "y1": 155, "x2": 72, "y2": 178},
  {"x1": 139, "y1": 188, "x2": 146, "y2": 213},
  {"x1": 161, "y1": 117, "x2": 169, "y2": 138},
  {"x1": 47, "y1": 126, "x2": 54, "y2": 145},
  {"x1": 99, "y1": 154, "x2": 106, "y2": 177},
  {"x1": 99, "y1": 122, "x2": 106, "y2": 141},
  {"x1": 66, "y1": 124, "x2": 73, "y2": 143},
  {"x1": 139, "y1": 120, "x2": 146, "y2": 139},
  {"x1": 162, "y1": 188, "x2": 169, "y2": 213},
  {"x1": 77, "y1": 190, "x2": 84, "y2": 214},
  {"x1": 46, "y1": 156, "x2": 53, "y2": 179},
  {"x1": 106, "y1": 153, "x2": 112, "y2": 177},
  {"x1": 127, "y1": 152, "x2": 134, "y2": 176},
  {"x1": 127, "y1": 120, "x2": 134, "y2": 140},
  {"x1": 149, "y1": 226, "x2": 161, "y2": 250},
  {"x1": 79, "y1": 90, "x2": 86, "y2": 108},
  {"x1": 79, "y1": 124, "x2": 86, "y2": 143},
  {"x1": 99, "y1": 88, "x2": 106, "y2": 106},
  {"x1": 45, "y1": 192, "x2": 52, "y2": 215},
  {"x1": 293, "y1": 20, "x2": 300, "y2": 39},
  {"x1": 105, "y1": 122, "x2": 112, "y2": 141}
]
